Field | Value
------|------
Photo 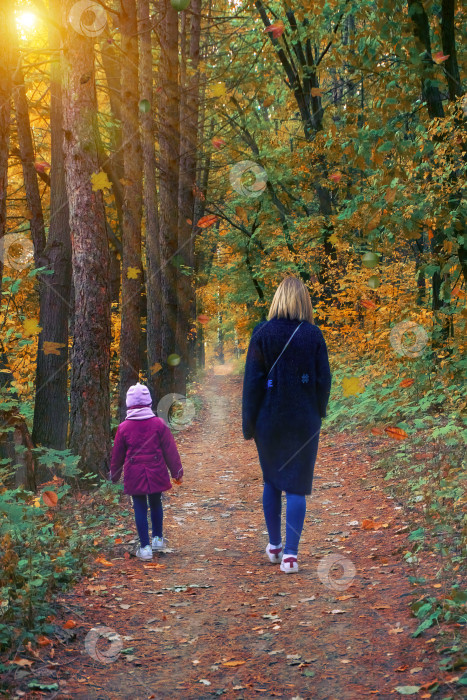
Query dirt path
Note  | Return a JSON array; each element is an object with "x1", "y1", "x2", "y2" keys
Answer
[{"x1": 33, "y1": 373, "x2": 447, "y2": 699}]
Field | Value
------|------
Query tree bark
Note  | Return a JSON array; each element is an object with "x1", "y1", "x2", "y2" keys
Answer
[
  {"x1": 33, "y1": 0, "x2": 72, "y2": 451},
  {"x1": 158, "y1": 0, "x2": 180, "y2": 397},
  {"x1": 441, "y1": 0, "x2": 463, "y2": 101},
  {"x1": 62, "y1": 0, "x2": 111, "y2": 477},
  {"x1": 138, "y1": 0, "x2": 163, "y2": 402},
  {"x1": 176, "y1": 0, "x2": 201, "y2": 393},
  {"x1": 10, "y1": 18, "x2": 46, "y2": 264},
  {"x1": 118, "y1": 0, "x2": 143, "y2": 420}
]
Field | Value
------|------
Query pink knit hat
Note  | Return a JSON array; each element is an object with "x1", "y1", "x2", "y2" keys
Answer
[{"x1": 126, "y1": 383, "x2": 152, "y2": 408}]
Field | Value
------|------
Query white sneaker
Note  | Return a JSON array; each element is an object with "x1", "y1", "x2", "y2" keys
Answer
[
  {"x1": 152, "y1": 536, "x2": 165, "y2": 551},
  {"x1": 280, "y1": 555, "x2": 298, "y2": 573},
  {"x1": 136, "y1": 545, "x2": 153, "y2": 560},
  {"x1": 266, "y1": 543, "x2": 283, "y2": 563}
]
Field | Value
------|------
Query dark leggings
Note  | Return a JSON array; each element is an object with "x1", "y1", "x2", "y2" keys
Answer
[{"x1": 132, "y1": 493, "x2": 163, "y2": 548}]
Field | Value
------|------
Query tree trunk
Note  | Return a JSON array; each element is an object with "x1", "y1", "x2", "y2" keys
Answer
[
  {"x1": 138, "y1": 0, "x2": 163, "y2": 403},
  {"x1": 158, "y1": 0, "x2": 180, "y2": 397},
  {"x1": 62, "y1": 0, "x2": 111, "y2": 477},
  {"x1": 440, "y1": 0, "x2": 463, "y2": 101},
  {"x1": 176, "y1": 0, "x2": 201, "y2": 393},
  {"x1": 11, "y1": 18, "x2": 46, "y2": 264},
  {"x1": 118, "y1": 0, "x2": 143, "y2": 421},
  {"x1": 0, "y1": 3, "x2": 12, "y2": 298},
  {"x1": 32, "y1": 0, "x2": 72, "y2": 451}
]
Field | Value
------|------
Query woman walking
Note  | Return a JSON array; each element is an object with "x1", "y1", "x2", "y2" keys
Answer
[{"x1": 242, "y1": 277, "x2": 332, "y2": 573}]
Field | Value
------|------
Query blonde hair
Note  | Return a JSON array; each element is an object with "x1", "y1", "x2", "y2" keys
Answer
[{"x1": 267, "y1": 276, "x2": 314, "y2": 323}]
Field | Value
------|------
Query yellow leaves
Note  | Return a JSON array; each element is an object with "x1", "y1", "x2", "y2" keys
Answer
[
  {"x1": 95, "y1": 556, "x2": 114, "y2": 567},
  {"x1": 150, "y1": 362, "x2": 162, "y2": 375},
  {"x1": 91, "y1": 171, "x2": 111, "y2": 191},
  {"x1": 222, "y1": 660, "x2": 246, "y2": 667},
  {"x1": 209, "y1": 82, "x2": 226, "y2": 98},
  {"x1": 43, "y1": 341, "x2": 66, "y2": 356},
  {"x1": 23, "y1": 319, "x2": 42, "y2": 337},
  {"x1": 127, "y1": 267, "x2": 141, "y2": 279},
  {"x1": 342, "y1": 376, "x2": 365, "y2": 397}
]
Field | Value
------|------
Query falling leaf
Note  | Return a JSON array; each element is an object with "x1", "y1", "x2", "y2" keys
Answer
[
  {"x1": 197, "y1": 214, "x2": 218, "y2": 228},
  {"x1": 63, "y1": 620, "x2": 76, "y2": 629},
  {"x1": 42, "y1": 491, "x2": 58, "y2": 507},
  {"x1": 127, "y1": 267, "x2": 141, "y2": 279},
  {"x1": 399, "y1": 379, "x2": 414, "y2": 388},
  {"x1": 43, "y1": 341, "x2": 66, "y2": 356},
  {"x1": 222, "y1": 660, "x2": 246, "y2": 667},
  {"x1": 212, "y1": 138, "x2": 225, "y2": 149},
  {"x1": 197, "y1": 314, "x2": 209, "y2": 325},
  {"x1": 34, "y1": 161, "x2": 50, "y2": 173},
  {"x1": 150, "y1": 362, "x2": 162, "y2": 375},
  {"x1": 432, "y1": 52, "x2": 449, "y2": 64},
  {"x1": 264, "y1": 22, "x2": 285, "y2": 39},
  {"x1": 329, "y1": 172, "x2": 342, "y2": 183},
  {"x1": 342, "y1": 376, "x2": 365, "y2": 397},
  {"x1": 394, "y1": 687, "x2": 421, "y2": 695},
  {"x1": 385, "y1": 426, "x2": 408, "y2": 440},
  {"x1": 139, "y1": 99, "x2": 151, "y2": 113},
  {"x1": 23, "y1": 319, "x2": 42, "y2": 337},
  {"x1": 91, "y1": 171, "x2": 111, "y2": 191}
]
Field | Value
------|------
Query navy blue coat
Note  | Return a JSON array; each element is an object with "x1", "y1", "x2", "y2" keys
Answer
[{"x1": 242, "y1": 317, "x2": 332, "y2": 495}]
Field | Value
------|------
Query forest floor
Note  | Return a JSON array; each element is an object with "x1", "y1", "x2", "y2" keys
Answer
[{"x1": 8, "y1": 371, "x2": 464, "y2": 699}]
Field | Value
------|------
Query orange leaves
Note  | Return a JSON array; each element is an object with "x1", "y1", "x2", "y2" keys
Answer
[
  {"x1": 362, "y1": 519, "x2": 381, "y2": 530},
  {"x1": 222, "y1": 660, "x2": 246, "y2": 667},
  {"x1": 433, "y1": 51, "x2": 449, "y2": 64},
  {"x1": 264, "y1": 22, "x2": 284, "y2": 39},
  {"x1": 360, "y1": 299, "x2": 377, "y2": 310},
  {"x1": 385, "y1": 426, "x2": 408, "y2": 440},
  {"x1": 329, "y1": 171, "x2": 342, "y2": 183},
  {"x1": 42, "y1": 491, "x2": 58, "y2": 508},
  {"x1": 36, "y1": 635, "x2": 52, "y2": 646},
  {"x1": 197, "y1": 214, "x2": 218, "y2": 228},
  {"x1": 212, "y1": 138, "x2": 225, "y2": 149},
  {"x1": 95, "y1": 556, "x2": 114, "y2": 567},
  {"x1": 63, "y1": 619, "x2": 77, "y2": 629},
  {"x1": 399, "y1": 378, "x2": 415, "y2": 388},
  {"x1": 311, "y1": 87, "x2": 322, "y2": 97}
]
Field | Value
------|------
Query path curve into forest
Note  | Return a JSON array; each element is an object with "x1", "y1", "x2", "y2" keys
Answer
[{"x1": 33, "y1": 371, "x2": 447, "y2": 699}]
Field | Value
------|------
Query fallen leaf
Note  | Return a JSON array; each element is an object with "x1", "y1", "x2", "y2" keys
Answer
[
  {"x1": 328, "y1": 609, "x2": 346, "y2": 614},
  {"x1": 222, "y1": 660, "x2": 246, "y2": 667},
  {"x1": 114, "y1": 538, "x2": 123, "y2": 544},
  {"x1": 36, "y1": 635, "x2": 52, "y2": 646},
  {"x1": 143, "y1": 562, "x2": 165, "y2": 569},
  {"x1": 394, "y1": 687, "x2": 420, "y2": 695},
  {"x1": 9, "y1": 658, "x2": 34, "y2": 667},
  {"x1": 336, "y1": 595, "x2": 356, "y2": 601},
  {"x1": 42, "y1": 491, "x2": 58, "y2": 508},
  {"x1": 95, "y1": 557, "x2": 114, "y2": 567},
  {"x1": 385, "y1": 426, "x2": 408, "y2": 440},
  {"x1": 63, "y1": 620, "x2": 76, "y2": 629}
]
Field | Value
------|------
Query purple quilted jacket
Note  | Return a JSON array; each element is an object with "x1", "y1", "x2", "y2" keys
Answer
[{"x1": 110, "y1": 417, "x2": 183, "y2": 495}]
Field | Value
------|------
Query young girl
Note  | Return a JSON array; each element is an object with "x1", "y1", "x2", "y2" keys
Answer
[{"x1": 110, "y1": 383, "x2": 184, "y2": 560}]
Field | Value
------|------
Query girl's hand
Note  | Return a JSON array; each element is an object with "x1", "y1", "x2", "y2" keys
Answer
[{"x1": 173, "y1": 478, "x2": 183, "y2": 485}]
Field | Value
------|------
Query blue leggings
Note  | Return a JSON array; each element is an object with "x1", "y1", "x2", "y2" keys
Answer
[
  {"x1": 132, "y1": 493, "x2": 163, "y2": 548},
  {"x1": 263, "y1": 482, "x2": 306, "y2": 556}
]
